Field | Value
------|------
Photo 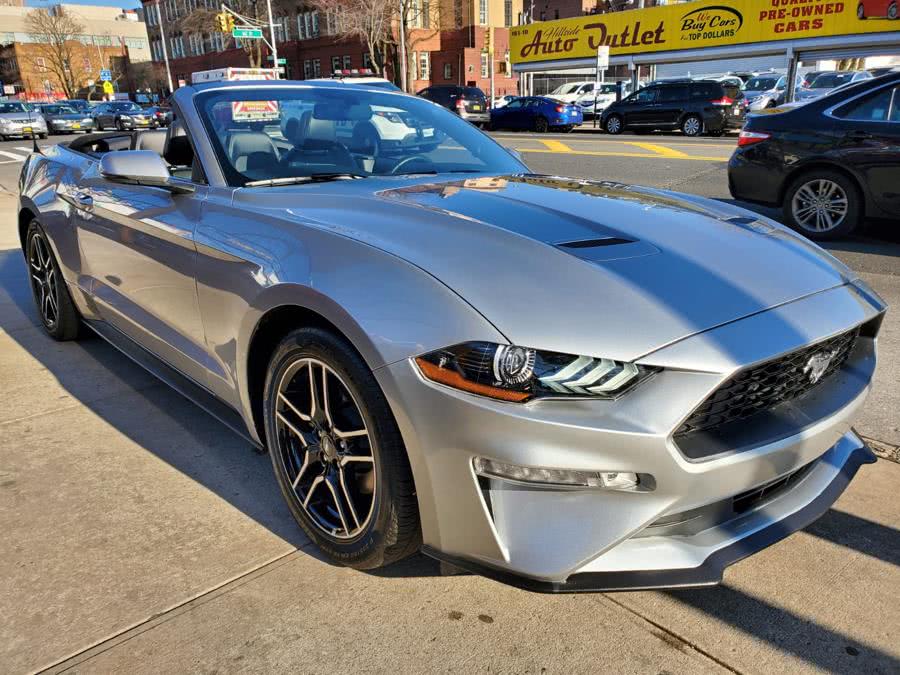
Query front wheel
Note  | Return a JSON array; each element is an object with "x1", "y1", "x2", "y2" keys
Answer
[
  {"x1": 604, "y1": 114, "x2": 624, "y2": 134},
  {"x1": 783, "y1": 170, "x2": 861, "y2": 240},
  {"x1": 858, "y1": 3, "x2": 866, "y2": 18},
  {"x1": 26, "y1": 221, "x2": 81, "y2": 340},
  {"x1": 681, "y1": 114, "x2": 703, "y2": 137},
  {"x1": 889, "y1": 2, "x2": 897, "y2": 19},
  {"x1": 95, "y1": 119, "x2": 103, "y2": 131},
  {"x1": 263, "y1": 327, "x2": 421, "y2": 569}
]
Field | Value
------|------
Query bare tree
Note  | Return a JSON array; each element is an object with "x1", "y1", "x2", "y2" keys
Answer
[
  {"x1": 24, "y1": 8, "x2": 88, "y2": 99},
  {"x1": 398, "y1": 0, "x2": 441, "y2": 91},
  {"x1": 311, "y1": 0, "x2": 393, "y2": 76}
]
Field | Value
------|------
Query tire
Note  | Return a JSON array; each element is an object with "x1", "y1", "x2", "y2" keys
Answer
[
  {"x1": 782, "y1": 170, "x2": 861, "y2": 240},
  {"x1": 681, "y1": 114, "x2": 703, "y2": 137},
  {"x1": 766, "y1": 99, "x2": 777, "y2": 108},
  {"x1": 116, "y1": 118, "x2": 124, "y2": 131},
  {"x1": 889, "y1": 2, "x2": 898, "y2": 19},
  {"x1": 604, "y1": 114, "x2": 624, "y2": 135},
  {"x1": 534, "y1": 116, "x2": 549, "y2": 133},
  {"x1": 263, "y1": 327, "x2": 420, "y2": 570},
  {"x1": 858, "y1": 3, "x2": 866, "y2": 18},
  {"x1": 39, "y1": 133, "x2": 47, "y2": 139},
  {"x1": 25, "y1": 221, "x2": 81, "y2": 341},
  {"x1": 95, "y1": 119, "x2": 103, "y2": 131}
]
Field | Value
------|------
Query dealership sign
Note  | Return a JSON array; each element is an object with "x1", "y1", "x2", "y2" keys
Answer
[{"x1": 511, "y1": 0, "x2": 899, "y2": 64}]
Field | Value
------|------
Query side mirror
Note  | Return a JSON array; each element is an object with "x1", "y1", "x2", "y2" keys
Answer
[{"x1": 99, "y1": 150, "x2": 194, "y2": 193}]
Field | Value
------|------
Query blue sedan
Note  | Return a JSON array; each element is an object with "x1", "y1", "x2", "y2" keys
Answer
[{"x1": 489, "y1": 96, "x2": 583, "y2": 132}]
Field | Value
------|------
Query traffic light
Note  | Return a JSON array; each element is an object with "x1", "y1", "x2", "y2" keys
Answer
[
  {"x1": 215, "y1": 12, "x2": 234, "y2": 32},
  {"x1": 225, "y1": 14, "x2": 235, "y2": 31}
]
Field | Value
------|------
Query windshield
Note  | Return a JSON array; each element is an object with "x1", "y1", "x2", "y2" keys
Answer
[
  {"x1": 197, "y1": 86, "x2": 524, "y2": 186},
  {"x1": 745, "y1": 77, "x2": 778, "y2": 91},
  {"x1": 810, "y1": 73, "x2": 853, "y2": 89},
  {"x1": 110, "y1": 102, "x2": 142, "y2": 111},
  {"x1": 43, "y1": 105, "x2": 78, "y2": 115},
  {"x1": 0, "y1": 102, "x2": 27, "y2": 114},
  {"x1": 551, "y1": 83, "x2": 581, "y2": 95}
]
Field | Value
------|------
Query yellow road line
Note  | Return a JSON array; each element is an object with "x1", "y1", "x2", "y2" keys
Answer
[
  {"x1": 515, "y1": 147, "x2": 727, "y2": 162},
  {"x1": 539, "y1": 139, "x2": 574, "y2": 153},
  {"x1": 624, "y1": 142, "x2": 690, "y2": 158}
]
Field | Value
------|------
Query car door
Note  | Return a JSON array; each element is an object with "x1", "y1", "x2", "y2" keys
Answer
[
  {"x1": 831, "y1": 83, "x2": 900, "y2": 217},
  {"x1": 494, "y1": 97, "x2": 522, "y2": 129},
  {"x1": 625, "y1": 86, "x2": 660, "y2": 127},
  {"x1": 655, "y1": 85, "x2": 690, "y2": 127},
  {"x1": 73, "y1": 131, "x2": 213, "y2": 385}
]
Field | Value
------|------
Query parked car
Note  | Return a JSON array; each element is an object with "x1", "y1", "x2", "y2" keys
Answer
[
  {"x1": 417, "y1": 85, "x2": 489, "y2": 125},
  {"x1": 92, "y1": 101, "x2": 158, "y2": 130},
  {"x1": 729, "y1": 72, "x2": 900, "y2": 239},
  {"x1": 576, "y1": 82, "x2": 625, "y2": 119},
  {"x1": 797, "y1": 70, "x2": 873, "y2": 101},
  {"x1": 869, "y1": 66, "x2": 899, "y2": 77},
  {"x1": 18, "y1": 78, "x2": 883, "y2": 591},
  {"x1": 601, "y1": 79, "x2": 744, "y2": 136},
  {"x1": 547, "y1": 81, "x2": 602, "y2": 104},
  {"x1": 309, "y1": 72, "x2": 401, "y2": 91},
  {"x1": 743, "y1": 72, "x2": 805, "y2": 111},
  {"x1": 62, "y1": 99, "x2": 92, "y2": 114},
  {"x1": 144, "y1": 105, "x2": 173, "y2": 127},
  {"x1": 489, "y1": 96, "x2": 583, "y2": 132},
  {"x1": 37, "y1": 103, "x2": 94, "y2": 134},
  {"x1": 857, "y1": 0, "x2": 898, "y2": 19},
  {"x1": 0, "y1": 100, "x2": 47, "y2": 139}
]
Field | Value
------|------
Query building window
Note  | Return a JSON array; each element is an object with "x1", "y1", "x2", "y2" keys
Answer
[
  {"x1": 443, "y1": 62, "x2": 452, "y2": 80},
  {"x1": 312, "y1": 58, "x2": 320, "y2": 77},
  {"x1": 419, "y1": 51, "x2": 430, "y2": 81},
  {"x1": 331, "y1": 55, "x2": 341, "y2": 73},
  {"x1": 363, "y1": 53, "x2": 372, "y2": 69},
  {"x1": 311, "y1": 12, "x2": 319, "y2": 36},
  {"x1": 36, "y1": 56, "x2": 46, "y2": 72},
  {"x1": 479, "y1": 0, "x2": 487, "y2": 24},
  {"x1": 83, "y1": 56, "x2": 92, "y2": 71},
  {"x1": 504, "y1": 0, "x2": 512, "y2": 27},
  {"x1": 303, "y1": 59, "x2": 311, "y2": 79},
  {"x1": 342, "y1": 55, "x2": 351, "y2": 70},
  {"x1": 480, "y1": 52, "x2": 489, "y2": 78},
  {"x1": 421, "y1": 0, "x2": 430, "y2": 29}
]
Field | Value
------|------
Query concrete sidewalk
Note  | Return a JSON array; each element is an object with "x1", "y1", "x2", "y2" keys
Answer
[{"x1": 1, "y1": 193, "x2": 897, "y2": 674}]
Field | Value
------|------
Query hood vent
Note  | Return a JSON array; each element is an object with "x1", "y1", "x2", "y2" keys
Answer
[{"x1": 557, "y1": 237, "x2": 635, "y2": 249}]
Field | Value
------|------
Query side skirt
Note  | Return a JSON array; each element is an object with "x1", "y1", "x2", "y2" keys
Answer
[{"x1": 84, "y1": 318, "x2": 263, "y2": 450}]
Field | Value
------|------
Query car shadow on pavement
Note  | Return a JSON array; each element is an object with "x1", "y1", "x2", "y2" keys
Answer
[
  {"x1": 805, "y1": 507, "x2": 900, "y2": 567},
  {"x1": 0, "y1": 247, "x2": 309, "y2": 550}
]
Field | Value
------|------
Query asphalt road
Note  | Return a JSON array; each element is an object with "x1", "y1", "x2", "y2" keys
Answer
[{"x1": 0, "y1": 132, "x2": 898, "y2": 672}]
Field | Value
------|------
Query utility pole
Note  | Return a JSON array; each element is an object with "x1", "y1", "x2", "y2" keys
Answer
[
  {"x1": 399, "y1": 0, "x2": 407, "y2": 92},
  {"x1": 156, "y1": 0, "x2": 174, "y2": 94},
  {"x1": 265, "y1": 0, "x2": 278, "y2": 78}
]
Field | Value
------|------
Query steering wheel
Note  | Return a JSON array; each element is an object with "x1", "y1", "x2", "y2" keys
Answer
[{"x1": 389, "y1": 155, "x2": 434, "y2": 175}]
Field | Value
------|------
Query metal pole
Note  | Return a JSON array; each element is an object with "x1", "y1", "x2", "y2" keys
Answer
[
  {"x1": 399, "y1": 0, "x2": 407, "y2": 92},
  {"x1": 265, "y1": 0, "x2": 278, "y2": 77},
  {"x1": 785, "y1": 47, "x2": 798, "y2": 103},
  {"x1": 156, "y1": 1, "x2": 174, "y2": 94}
]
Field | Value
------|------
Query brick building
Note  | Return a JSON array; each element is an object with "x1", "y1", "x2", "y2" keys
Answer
[
  {"x1": 140, "y1": 0, "x2": 522, "y2": 97},
  {"x1": 0, "y1": 40, "x2": 129, "y2": 100}
]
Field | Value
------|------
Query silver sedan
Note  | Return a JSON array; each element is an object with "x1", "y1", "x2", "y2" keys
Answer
[{"x1": 17, "y1": 80, "x2": 884, "y2": 591}]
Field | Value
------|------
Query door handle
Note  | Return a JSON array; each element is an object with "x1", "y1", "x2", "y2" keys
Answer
[
  {"x1": 847, "y1": 130, "x2": 872, "y2": 140},
  {"x1": 74, "y1": 191, "x2": 93, "y2": 208}
]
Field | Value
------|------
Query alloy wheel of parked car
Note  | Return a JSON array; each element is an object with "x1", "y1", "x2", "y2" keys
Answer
[
  {"x1": 889, "y1": 2, "x2": 898, "y2": 19},
  {"x1": 534, "y1": 116, "x2": 549, "y2": 133},
  {"x1": 26, "y1": 222, "x2": 80, "y2": 340},
  {"x1": 682, "y1": 115, "x2": 702, "y2": 137},
  {"x1": 605, "y1": 115, "x2": 623, "y2": 134},
  {"x1": 857, "y1": 2, "x2": 866, "y2": 18},
  {"x1": 785, "y1": 172, "x2": 859, "y2": 239},
  {"x1": 263, "y1": 327, "x2": 420, "y2": 568}
]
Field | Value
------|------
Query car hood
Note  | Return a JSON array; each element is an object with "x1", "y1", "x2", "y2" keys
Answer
[{"x1": 235, "y1": 175, "x2": 855, "y2": 362}]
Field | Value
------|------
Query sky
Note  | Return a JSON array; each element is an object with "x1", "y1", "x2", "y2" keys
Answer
[{"x1": 27, "y1": 0, "x2": 143, "y2": 8}]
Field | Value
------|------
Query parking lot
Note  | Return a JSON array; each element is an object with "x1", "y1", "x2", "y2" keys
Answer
[{"x1": 1, "y1": 132, "x2": 898, "y2": 674}]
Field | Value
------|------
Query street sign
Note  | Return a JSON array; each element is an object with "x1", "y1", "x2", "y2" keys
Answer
[
  {"x1": 102, "y1": 80, "x2": 114, "y2": 95},
  {"x1": 232, "y1": 26, "x2": 263, "y2": 39},
  {"x1": 100, "y1": 68, "x2": 112, "y2": 82},
  {"x1": 266, "y1": 56, "x2": 287, "y2": 65},
  {"x1": 595, "y1": 46, "x2": 609, "y2": 70}
]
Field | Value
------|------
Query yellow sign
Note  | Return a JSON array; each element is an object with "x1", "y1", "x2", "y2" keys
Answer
[
  {"x1": 102, "y1": 80, "x2": 114, "y2": 95},
  {"x1": 511, "y1": 0, "x2": 900, "y2": 64}
]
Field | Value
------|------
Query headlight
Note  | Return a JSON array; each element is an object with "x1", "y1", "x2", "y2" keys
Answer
[
  {"x1": 82, "y1": 118, "x2": 92, "y2": 124},
  {"x1": 119, "y1": 114, "x2": 132, "y2": 120},
  {"x1": 414, "y1": 341, "x2": 657, "y2": 402}
]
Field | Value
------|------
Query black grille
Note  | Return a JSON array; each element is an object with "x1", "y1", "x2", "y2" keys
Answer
[{"x1": 675, "y1": 329, "x2": 859, "y2": 437}]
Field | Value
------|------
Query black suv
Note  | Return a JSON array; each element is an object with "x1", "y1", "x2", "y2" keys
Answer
[
  {"x1": 601, "y1": 79, "x2": 744, "y2": 136},
  {"x1": 417, "y1": 85, "x2": 489, "y2": 125}
]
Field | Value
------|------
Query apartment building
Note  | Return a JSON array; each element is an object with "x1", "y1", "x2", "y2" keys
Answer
[{"x1": 140, "y1": 0, "x2": 522, "y2": 96}]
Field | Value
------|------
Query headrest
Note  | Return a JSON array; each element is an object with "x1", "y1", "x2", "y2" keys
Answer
[
  {"x1": 163, "y1": 121, "x2": 194, "y2": 166},
  {"x1": 229, "y1": 131, "x2": 277, "y2": 157},
  {"x1": 132, "y1": 130, "x2": 167, "y2": 155},
  {"x1": 306, "y1": 117, "x2": 335, "y2": 142}
]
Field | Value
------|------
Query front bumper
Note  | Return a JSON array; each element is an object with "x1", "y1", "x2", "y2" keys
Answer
[{"x1": 376, "y1": 282, "x2": 884, "y2": 589}]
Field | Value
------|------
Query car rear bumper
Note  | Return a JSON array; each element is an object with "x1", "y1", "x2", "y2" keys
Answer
[
  {"x1": 460, "y1": 111, "x2": 490, "y2": 123},
  {"x1": 376, "y1": 282, "x2": 884, "y2": 590}
]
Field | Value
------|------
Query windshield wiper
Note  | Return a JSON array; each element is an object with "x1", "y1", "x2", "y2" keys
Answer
[
  {"x1": 392, "y1": 169, "x2": 484, "y2": 176},
  {"x1": 244, "y1": 173, "x2": 367, "y2": 187}
]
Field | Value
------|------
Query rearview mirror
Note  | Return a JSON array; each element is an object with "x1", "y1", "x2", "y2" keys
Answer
[{"x1": 99, "y1": 150, "x2": 194, "y2": 194}]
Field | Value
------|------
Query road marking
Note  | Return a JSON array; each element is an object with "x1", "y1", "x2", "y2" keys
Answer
[
  {"x1": 514, "y1": 147, "x2": 727, "y2": 162},
  {"x1": 539, "y1": 139, "x2": 574, "y2": 153},
  {"x1": 0, "y1": 149, "x2": 28, "y2": 161},
  {"x1": 15, "y1": 146, "x2": 37, "y2": 154},
  {"x1": 624, "y1": 142, "x2": 690, "y2": 158}
]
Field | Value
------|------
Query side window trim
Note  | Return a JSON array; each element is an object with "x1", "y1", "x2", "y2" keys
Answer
[{"x1": 830, "y1": 84, "x2": 899, "y2": 123}]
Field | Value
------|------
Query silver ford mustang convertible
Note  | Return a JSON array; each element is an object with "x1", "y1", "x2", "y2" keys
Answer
[{"x1": 18, "y1": 80, "x2": 885, "y2": 591}]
